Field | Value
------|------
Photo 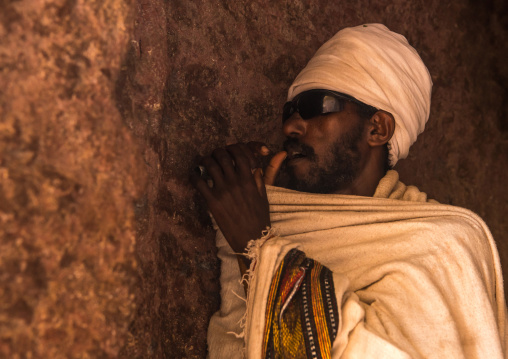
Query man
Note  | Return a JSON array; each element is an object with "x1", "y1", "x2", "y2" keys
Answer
[{"x1": 192, "y1": 24, "x2": 507, "y2": 358}]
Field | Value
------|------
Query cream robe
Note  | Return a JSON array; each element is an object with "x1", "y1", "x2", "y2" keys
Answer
[{"x1": 208, "y1": 171, "x2": 507, "y2": 359}]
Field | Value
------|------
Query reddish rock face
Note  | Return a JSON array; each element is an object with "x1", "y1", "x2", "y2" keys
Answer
[
  {"x1": 1, "y1": 0, "x2": 506, "y2": 357},
  {"x1": 0, "y1": 0, "x2": 147, "y2": 357}
]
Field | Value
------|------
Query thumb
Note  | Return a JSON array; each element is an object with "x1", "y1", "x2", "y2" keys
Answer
[{"x1": 264, "y1": 151, "x2": 287, "y2": 186}]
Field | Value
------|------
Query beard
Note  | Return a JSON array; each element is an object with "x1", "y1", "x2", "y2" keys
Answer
[{"x1": 275, "y1": 120, "x2": 365, "y2": 194}]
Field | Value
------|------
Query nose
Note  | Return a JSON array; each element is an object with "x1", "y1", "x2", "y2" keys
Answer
[{"x1": 282, "y1": 113, "x2": 307, "y2": 138}]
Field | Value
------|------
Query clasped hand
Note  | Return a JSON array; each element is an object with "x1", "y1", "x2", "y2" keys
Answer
[{"x1": 191, "y1": 142, "x2": 286, "y2": 255}]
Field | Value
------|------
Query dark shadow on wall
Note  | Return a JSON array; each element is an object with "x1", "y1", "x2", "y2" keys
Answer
[
  {"x1": 113, "y1": 1, "x2": 221, "y2": 357},
  {"x1": 113, "y1": 0, "x2": 507, "y2": 357}
]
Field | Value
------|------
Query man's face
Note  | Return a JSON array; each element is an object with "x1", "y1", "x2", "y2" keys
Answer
[{"x1": 274, "y1": 101, "x2": 367, "y2": 194}]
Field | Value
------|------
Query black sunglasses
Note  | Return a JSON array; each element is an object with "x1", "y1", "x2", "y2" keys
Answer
[{"x1": 282, "y1": 89, "x2": 375, "y2": 123}]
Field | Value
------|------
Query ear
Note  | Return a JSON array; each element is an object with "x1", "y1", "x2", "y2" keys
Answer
[{"x1": 366, "y1": 111, "x2": 395, "y2": 147}]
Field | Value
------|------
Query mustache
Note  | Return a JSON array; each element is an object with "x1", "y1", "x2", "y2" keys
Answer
[{"x1": 283, "y1": 138, "x2": 316, "y2": 158}]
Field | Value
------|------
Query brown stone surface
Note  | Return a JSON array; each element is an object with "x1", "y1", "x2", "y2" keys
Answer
[
  {"x1": 1, "y1": 0, "x2": 507, "y2": 357},
  {"x1": 0, "y1": 0, "x2": 143, "y2": 357}
]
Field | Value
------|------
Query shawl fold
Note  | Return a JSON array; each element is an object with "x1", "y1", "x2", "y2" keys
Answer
[{"x1": 207, "y1": 171, "x2": 506, "y2": 358}]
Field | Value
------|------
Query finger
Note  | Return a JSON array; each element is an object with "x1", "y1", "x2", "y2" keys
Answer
[
  {"x1": 264, "y1": 151, "x2": 287, "y2": 185},
  {"x1": 253, "y1": 168, "x2": 266, "y2": 198},
  {"x1": 201, "y1": 156, "x2": 226, "y2": 188},
  {"x1": 226, "y1": 143, "x2": 256, "y2": 176},
  {"x1": 237, "y1": 143, "x2": 258, "y2": 168},
  {"x1": 212, "y1": 148, "x2": 236, "y2": 181},
  {"x1": 247, "y1": 141, "x2": 271, "y2": 156},
  {"x1": 190, "y1": 172, "x2": 215, "y2": 202}
]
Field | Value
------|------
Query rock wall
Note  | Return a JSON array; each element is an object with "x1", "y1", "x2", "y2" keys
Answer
[
  {"x1": 0, "y1": 0, "x2": 146, "y2": 357},
  {"x1": 1, "y1": 0, "x2": 506, "y2": 357}
]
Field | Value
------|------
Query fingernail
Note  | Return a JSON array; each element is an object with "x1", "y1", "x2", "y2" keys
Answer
[
  {"x1": 261, "y1": 146, "x2": 270, "y2": 155},
  {"x1": 195, "y1": 165, "x2": 206, "y2": 176}
]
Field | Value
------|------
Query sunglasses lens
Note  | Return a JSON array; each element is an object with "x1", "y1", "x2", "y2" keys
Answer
[
  {"x1": 298, "y1": 92, "x2": 325, "y2": 119},
  {"x1": 282, "y1": 102, "x2": 294, "y2": 123},
  {"x1": 322, "y1": 95, "x2": 344, "y2": 113},
  {"x1": 282, "y1": 91, "x2": 347, "y2": 123}
]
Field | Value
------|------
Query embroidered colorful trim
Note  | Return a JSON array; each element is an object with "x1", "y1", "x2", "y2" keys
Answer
[{"x1": 262, "y1": 249, "x2": 338, "y2": 359}]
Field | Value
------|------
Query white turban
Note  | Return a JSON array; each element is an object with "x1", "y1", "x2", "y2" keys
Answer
[{"x1": 287, "y1": 24, "x2": 432, "y2": 166}]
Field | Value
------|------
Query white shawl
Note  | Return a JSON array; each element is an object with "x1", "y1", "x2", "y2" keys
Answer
[{"x1": 208, "y1": 171, "x2": 507, "y2": 358}]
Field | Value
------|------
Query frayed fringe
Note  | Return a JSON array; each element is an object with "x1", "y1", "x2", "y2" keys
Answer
[{"x1": 226, "y1": 227, "x2": 277, "y2": 343}]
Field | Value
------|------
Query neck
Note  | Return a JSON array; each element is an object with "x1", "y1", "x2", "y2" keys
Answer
[{"x1": 332, "y1": 147, "x2": 387, "y2": 197}]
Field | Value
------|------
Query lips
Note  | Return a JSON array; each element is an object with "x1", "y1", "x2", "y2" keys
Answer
[
  {"x1": 287, "y1": 150, "x2": 306, "y2": 161},
  {"x1": 284, "y1": 142, "x2": 308, "y2": 163}
]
